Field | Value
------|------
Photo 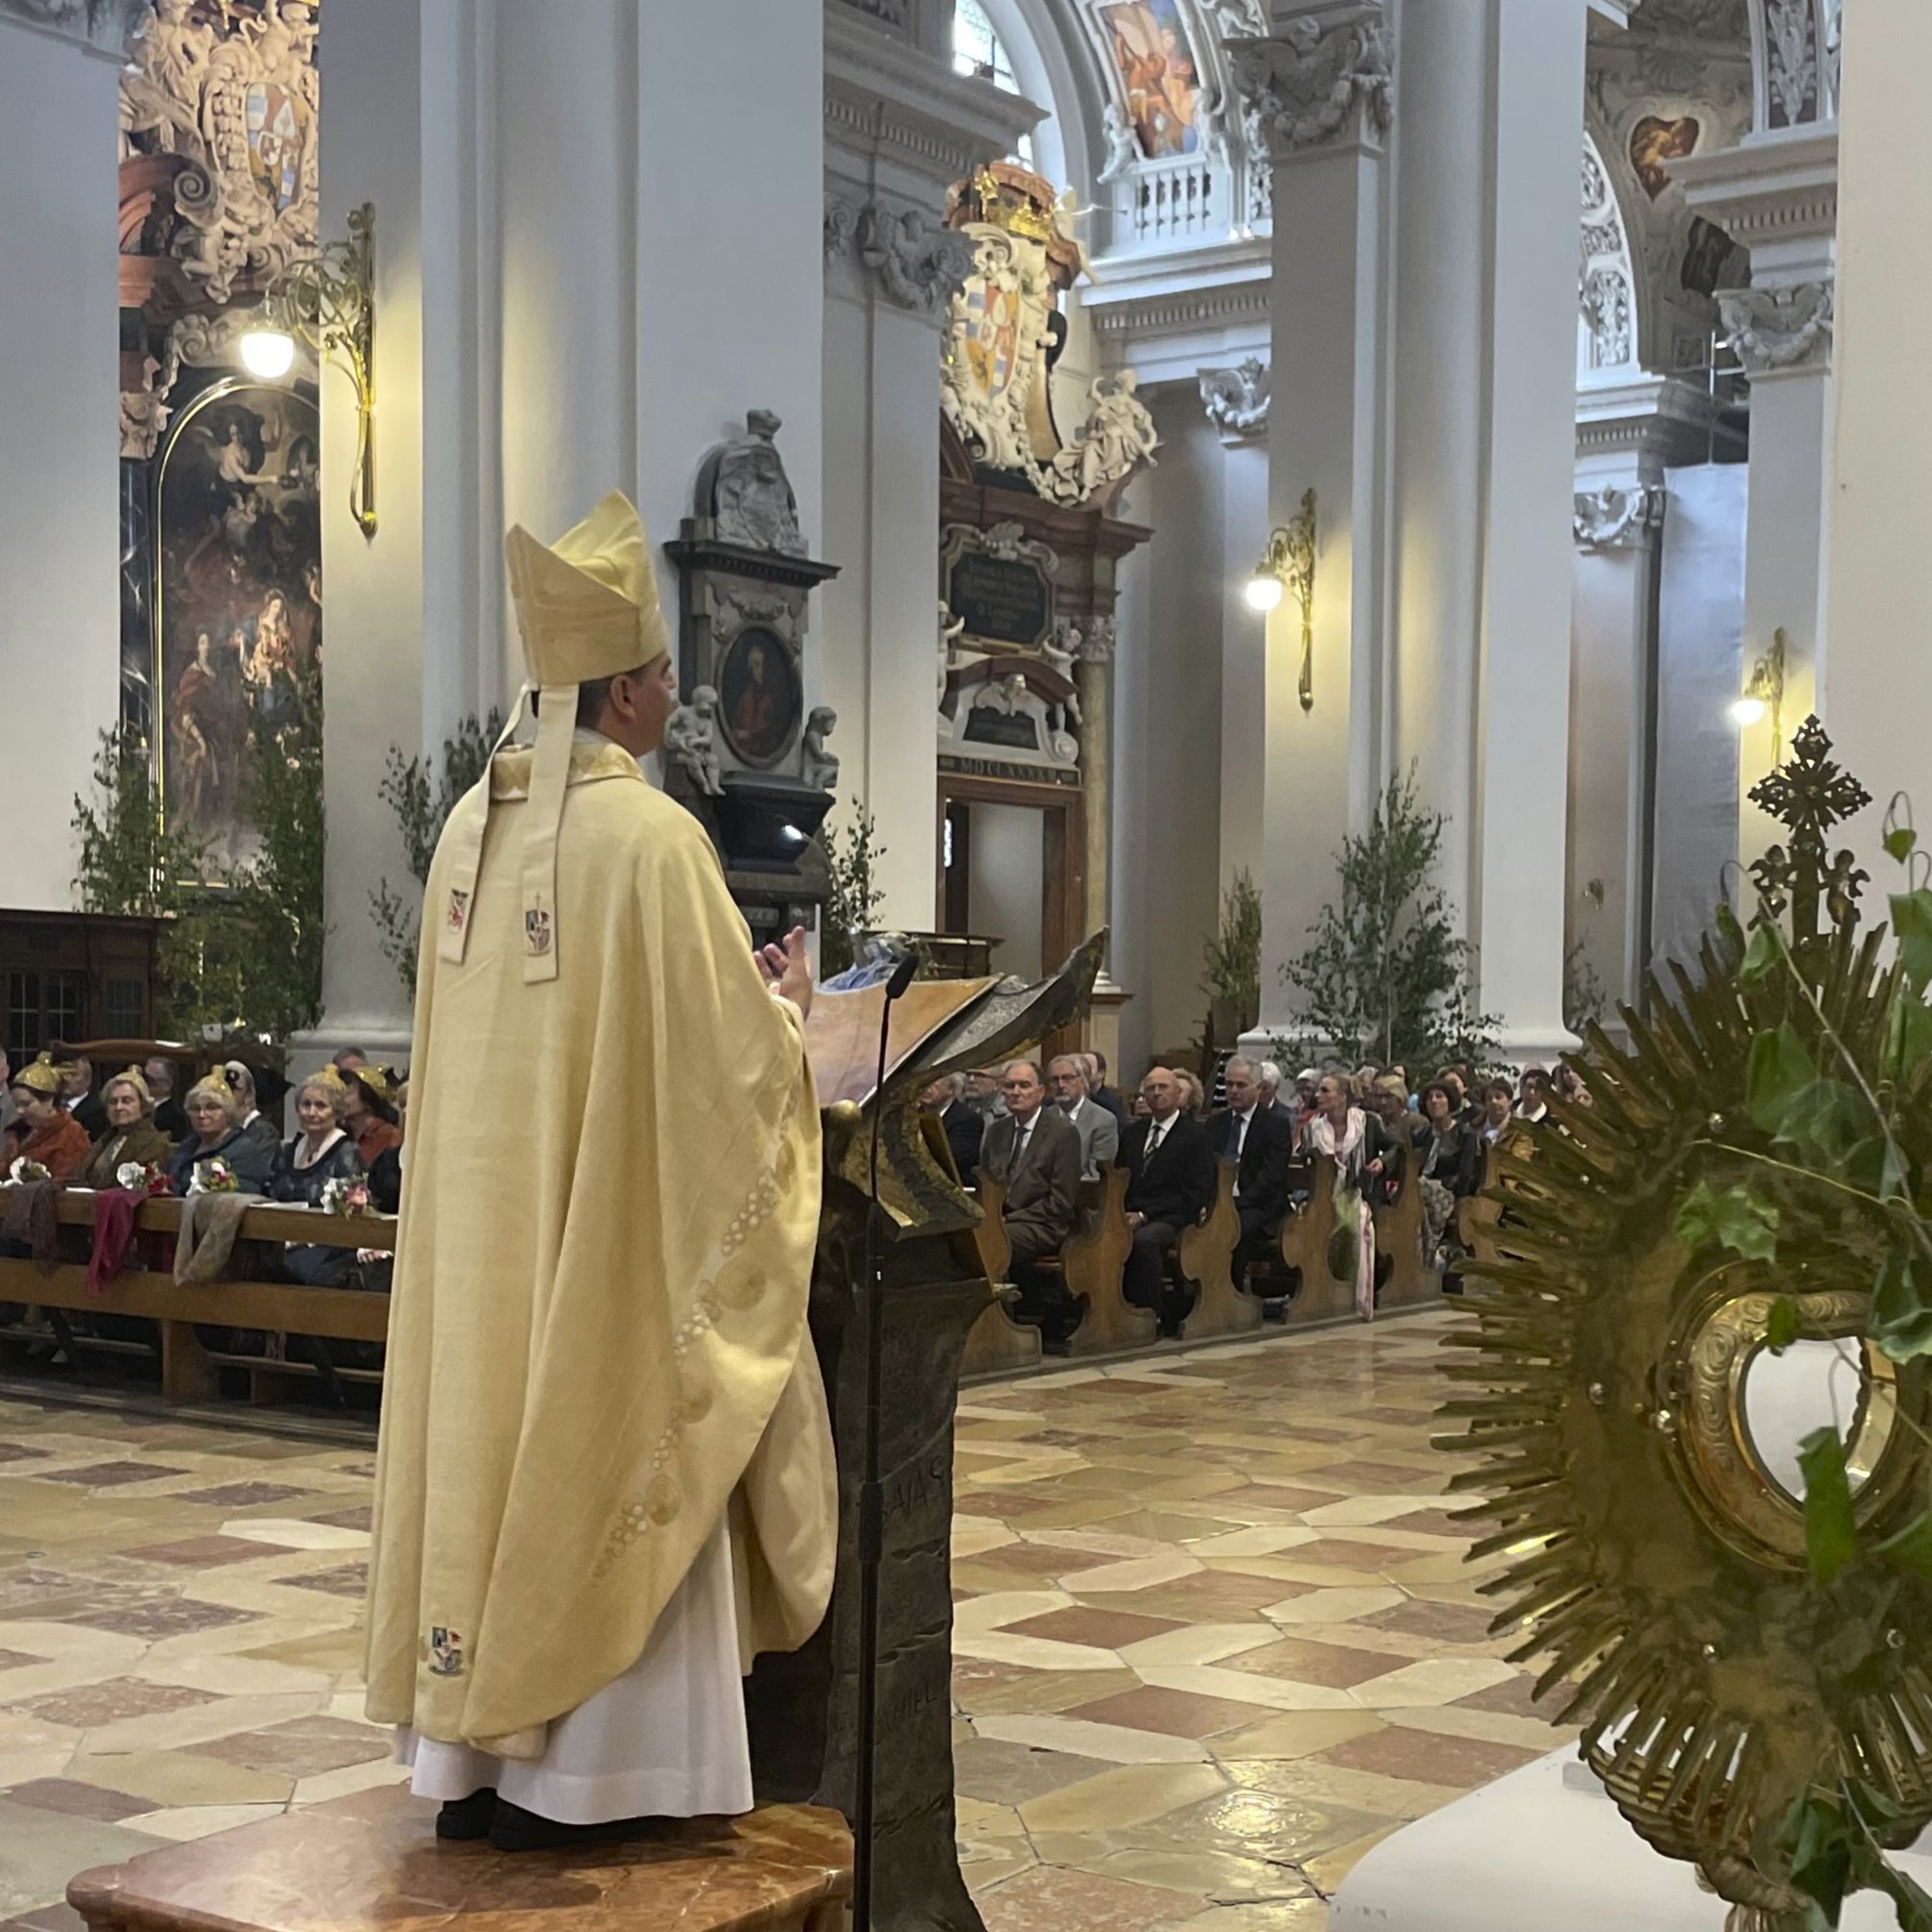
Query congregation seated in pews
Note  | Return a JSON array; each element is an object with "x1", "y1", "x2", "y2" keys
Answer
[{"x1": 1, "y1": 1042, "x2": 408, "y2": 1403}]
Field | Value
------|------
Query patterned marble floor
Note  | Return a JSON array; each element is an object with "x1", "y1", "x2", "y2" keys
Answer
[{"x1": 0, "y1": 1311, "x2": 1566, "y2": 1932}]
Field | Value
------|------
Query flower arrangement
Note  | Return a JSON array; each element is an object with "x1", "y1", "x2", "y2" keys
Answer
[
  {"x1": 6, "y1": 1158, "x2": 52, "y2": 1185},
  {"x1": 319, "y1": 1177, "x2": 374, "y2": 1217},
  {"x1": 115, "y1": 1161, "x2": 171, "y2": 1197},
  {"x1": 189, "y1": 1158, "x2": 240, "y2": 1195}
]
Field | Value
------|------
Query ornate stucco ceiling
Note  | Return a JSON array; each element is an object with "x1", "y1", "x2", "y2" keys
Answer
[{"x1": 1617, "y1": 0, "x2": 1751, "y2": 50}]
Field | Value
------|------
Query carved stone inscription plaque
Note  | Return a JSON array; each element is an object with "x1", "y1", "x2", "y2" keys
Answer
[{"x1": 947, "y1": 551, "x2": 1050, "y2": 650}]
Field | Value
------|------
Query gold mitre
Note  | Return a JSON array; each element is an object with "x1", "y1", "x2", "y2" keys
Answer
[{"x1": 503, "y1": 491, "x2": 670, "y2": 688}]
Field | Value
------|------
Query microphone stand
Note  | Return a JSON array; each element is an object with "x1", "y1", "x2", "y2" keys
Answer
[{"x1": 851, "y1": 951, "x2": 918, "y2": 1932}]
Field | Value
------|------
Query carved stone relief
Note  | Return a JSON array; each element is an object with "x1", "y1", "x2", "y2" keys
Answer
[
  {"x1": 1198, "y1": 357, "x2": 1270, "y2": 437},
  {"x1": 825, "y1": 195, "x2": 978, "y2": 322},
  {"x1": 1227, "y1": 7, "x2": 1394, "y2": 160},
  {"x1": 1580, "y1": 136, "x2": 1639, "y2": 374},
  {"x1": 0, "y1": 0, "x2": 146, "y2": 53},
  {"x1": 119, "y1": 0, "x2": 319, "y2": 305},
  {"x1": 1573, "y1": 484, "x2": 1665, "y2": 550},
  {"x1": 703, "y1": 410, "x2": 806, "y2": 558},
  {"x1": 1761, "y1": 0, "x2": 1821, "y2": 127},
  {"x1": 1719, "y1": 281, "x2": 1834, "y2": 375}
]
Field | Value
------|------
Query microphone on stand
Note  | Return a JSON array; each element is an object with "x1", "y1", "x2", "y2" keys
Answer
[{"x1": 851, "y1": 942, "x2": 919, "y2": 1932}]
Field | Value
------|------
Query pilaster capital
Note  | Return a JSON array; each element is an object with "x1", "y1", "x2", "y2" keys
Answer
[
  {"x1": 824, "y1": 192, "x2": 978, "y2": 323},
  {"x1": 1226, "y1": 1, "x2": 1392, "y2": 164},
  {"x1": 1573, "y1": 484, "x2": 1665, "y2": 552},
  {"x1": 1198, "y1": 357, "x2": 1271, "y2": 439},
  {"x1": 1719, "y1": 280, "x2": 1834, "y2": 377}
]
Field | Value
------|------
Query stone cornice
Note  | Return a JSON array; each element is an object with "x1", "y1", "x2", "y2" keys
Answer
[
  {"x1": 0, "y1": 0, "x2": 146, "y2": 57},
  {"x1": 1083, "y1": 245, "x2": 1274, "y2": 341},
  {"x1": 1671, "y1": 126, "x2": 1837, "y2": 252},
  {"x1": 1574, "y1": 374, "x2": 1738, "y2": 471},
  {"x1": 824, "y1": 6, "x2": 1040, "y2": 189}
]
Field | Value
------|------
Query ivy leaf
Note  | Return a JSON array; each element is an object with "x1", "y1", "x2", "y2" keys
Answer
[
  {"x1": 1778, "y1": 1082, "x2": 1880, "y2": 1179},
  {"x1": 1871, "y1": 1253, "x2": 1932, "y2": 1363},
  {"x1": 1886, "y1": 825, "x2": 1921, "y2": 865},
  {"x1": 1748, "y1": 1024, "x2": 1819, "y2": 1135},
  {"x1": 1886, "y1": 989, "x2": 1932, "y2": 1085},
  {"x1": 1674, "y1": 1182, "x2": 1780, "y2": 1263},
  {"x1": 1797, "y1": 1426, "x2": 1857, "y2": 1587},
  {"x1": 1892, "y1": 891, "x2": 1932, "y2": 993},
  {"x1": 1739, "y1": 920, "x2": 1785, "y2": 989},
  {"x1": 1765, "y1": 1295, "x2": 1803, "y2": 1354},
  {"x1": 1873, "y1": 1513, "x2": 1932, "y2": 1582},
  {"x1": 1873, "y1": 1860, "x2": 1932, "y2": 1932},
  {"x1": 1779, "y1": 1782, "x2": 1856, "y2": 1926}
]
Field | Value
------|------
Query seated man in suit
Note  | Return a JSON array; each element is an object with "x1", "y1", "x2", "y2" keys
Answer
[
  {"x1": 1119, "y1": 1066, "x2": 1217, "y2": 1336},
  {"x1": 979, "y1": 1060, "x2": 1083, "y2": 1343},
  {"x1": 922, "y1": 1070, "x2": 985, "y2": 1185},
  {"x1": 1210, "y1": 1056, "x2": 1293, "y2": 1289},
  {"x1": 1048, "y1": 1054, "x2": 1119, "y2": 1180}
]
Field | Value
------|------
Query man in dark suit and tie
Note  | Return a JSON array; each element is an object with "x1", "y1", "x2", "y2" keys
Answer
[
  {"x1": 979, "y1": 1059, "x2": 1083, "y2": 1341},
  {"x1": 1119, "y1": 1065, "x2": 1217, "y2": 1335},
  {"x1": 1210, "y1": 1056, "x2": 1293, "y2": 1289},
  {"x1": 922, "y1": 1071, "x2": 986, "y2": 1185}
]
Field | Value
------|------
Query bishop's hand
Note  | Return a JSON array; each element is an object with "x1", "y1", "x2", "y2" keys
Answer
[{"x1": 757, "y1": 925, "x2": 814, "y2": 1021}]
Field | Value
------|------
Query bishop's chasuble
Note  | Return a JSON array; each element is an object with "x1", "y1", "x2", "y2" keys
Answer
[{"x1": 364, "y1": 735, "x2": 836, "y2": 1768}]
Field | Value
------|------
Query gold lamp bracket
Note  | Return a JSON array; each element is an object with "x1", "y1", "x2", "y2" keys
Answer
[{"x1": 1258, "y1": 489, "x2": 1318, "y2": 713}]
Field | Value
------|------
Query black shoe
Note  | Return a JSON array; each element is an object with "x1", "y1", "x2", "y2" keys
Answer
[
  {"x1": 488, "y1": 1799, "x2": 660, "y2": 1853},
  {"x1": 436, "y1": 1788, "x2": 497, "y2": 1840}
]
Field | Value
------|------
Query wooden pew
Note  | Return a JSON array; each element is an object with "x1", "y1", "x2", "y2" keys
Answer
[
  {"x1": 1373, "y1": 1157, "x2": 1444, "y2": 1308},
  {"x1": 1455, "y1": 1130, "x2": 1537, "y2": 1271},
  {"x1": 0, "y1": 1188, "x2": 392, "y2": 1404},
  {"x1": 960, "y1": 1175, "x2": 1045, "y2": 1379},
  {"x1": 1278, "y1": 1161, "x2": 1360, "y2": 1323},
  {"x1": 1064, "y1": 1164, "x2": 1155, "y2": 1357},
  {"x1": 1177, "y1": 1159, "x2": 1262, "y2": 1341}
]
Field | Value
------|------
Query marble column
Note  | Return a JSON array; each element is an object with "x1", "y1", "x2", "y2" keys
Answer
[
  {"x1": 0, "y1": 9, "x2": 123, "y2": 909},
  {"x1": 820, "y1": 8, "x2": 1036, "y2": 929},
  {"x1": 307, "y1": 0, "x2": 826, "y2": 1059},
  {"x1": 1228, "y1": 1, "x2": 1393, "y2": 1048},
  {"x1": 1676, "y1": 125, "x2": 1837, "y2": 878},
  {"x1": 1817, "y1": 1, "x2": 1932, "y2": 876}
]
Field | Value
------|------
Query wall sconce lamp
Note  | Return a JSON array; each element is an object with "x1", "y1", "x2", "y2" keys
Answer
[
  {"x1": 1730, "y1": 627, "x2": 1787, "y2": 746},
  {"x1": 1248, "y1": 489, "x2": 1318, "y2": 712},
  {"x1": 238, "y1": 201, "x2": 378, "y2": 537}
]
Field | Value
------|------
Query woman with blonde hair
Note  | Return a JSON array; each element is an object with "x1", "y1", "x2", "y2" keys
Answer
[
  {"x1": 166, "y1": 1069, "x2": 275, "y2": 1195},
  {"x1": 76, "y1": 1068, "x2": 174, "y2": 1188},
  {"x1": 270, "y1": 1070, "x2": 366, "y2": 1286}
]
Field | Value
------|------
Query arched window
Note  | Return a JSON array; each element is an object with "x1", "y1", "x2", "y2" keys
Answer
[{"x1": 952, "y1": 0, "x2": 1036, "y2": 169}]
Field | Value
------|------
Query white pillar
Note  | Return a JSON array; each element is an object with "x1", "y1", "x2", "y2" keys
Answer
[
  {"x1": 1676, "y1": 126, "x2": 1837, "y2": 876},
  {"x1": 820, "y1": 12, "x2": 1035, "y2": 929},
  {"x1": 0, "y1": 16, "x2": 122, "y2": 909},
  {"x1": 1211, "y1": 405, "x2": 1271, "y2": 893},
  {"x1": 310, "y1": 0, "x2": 826, "y2": 1056},
  {"x1": 1468, "y1": 0, "x2": 1595, "y2": 1068},
  {"x1": 1819, "y1": 4, "x2": 1932, "y2": 869},
  {"x1": 1229, "y1": 1, "x2": 1392, "y2": 1046}
]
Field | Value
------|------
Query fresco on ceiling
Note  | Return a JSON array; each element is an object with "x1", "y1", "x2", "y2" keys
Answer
[
  {"x1": 1629, "y1": 115, "x2": 1701, "y2": 198},
  {"x1": 1100, "y1": 0, "x2": 1200, "y2": 159}
]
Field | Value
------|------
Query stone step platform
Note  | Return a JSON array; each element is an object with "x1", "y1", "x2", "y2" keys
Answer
[{"x1": 67, "y1": 1786, "x2": 853, "y2": 1932}]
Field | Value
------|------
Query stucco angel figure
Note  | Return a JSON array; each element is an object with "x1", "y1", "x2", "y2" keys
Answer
[
  {"x1": 1039, "y1": 630, "x2": 1083, "y2": 737},
  {"x1": 665, "y1": 685, "x2": 724, "y2": 797},
  {"x1": 802, "y1": 706, "x2": 840, "y2": 793}
]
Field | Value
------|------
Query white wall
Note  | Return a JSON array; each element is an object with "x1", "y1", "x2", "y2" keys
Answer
[
  {"x1": 967, "y1": 802, "x2": 1045, "y2": 981},
  {"x1": 0, "y1": 23, "x2": 121, "y2": 909}
]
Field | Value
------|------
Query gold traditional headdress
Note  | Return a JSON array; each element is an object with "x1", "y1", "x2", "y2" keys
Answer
[
  {"x1": 439, "y1": 492, "x2": 670, "y2": 984},
  {"x1": 111, "y1": 1065, "x2": 155, "y2": 1109},
  {"x1": 10, "y1": 1054, "x2": 64, "y2": 1098}
]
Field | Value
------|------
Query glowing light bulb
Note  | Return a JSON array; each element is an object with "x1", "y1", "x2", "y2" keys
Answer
[
  {"x1": 239, "y1": 328, "x2": 297, "y2": 380},
  {"x1": 1730, "y1": 695, "x2": 1767, "y2": 728},
  {"x1": 1246, "y1": 573, "x2": 1285, "y2": 614}
]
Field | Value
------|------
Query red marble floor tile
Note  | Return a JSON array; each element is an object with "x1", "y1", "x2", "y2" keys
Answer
[
  {"x1": 1003, "y1": 1607, "x2": 1187, "y2": 1651},
  {"x1": 123, "y1": 1536, "x2": 292, "y2": 1567},
  {"x1": 32, "y1": 1461, "x2": 189, "y2": 1488},
  {"x1": 1, "y1": 1777, "x2": 155, "y2": 1823},
  {"x1": 1066, "y1": 1684, "x2": 1270, "y2": 1739}
]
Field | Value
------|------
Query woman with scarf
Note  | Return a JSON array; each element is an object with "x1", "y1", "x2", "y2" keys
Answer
[
  {"x1": 341, "y1": 1064, "x2": 403, "y2": 1166},
  {"x1": 76, "y1": 1068, "x2": 174, "y2": 1189},
  {"x1": 4, "y1": 1056, "x2": 91, "y2": 1179},
  {"x1": 1302, "y1": 1072, "x2": 1387, "y2": 1320},
  {"x1": 269, "y1": 1071, "x2": 366, "y2": 1287},
  {"x1": 167, "y1": 1071, "x2": 275, "y2": 1196}
]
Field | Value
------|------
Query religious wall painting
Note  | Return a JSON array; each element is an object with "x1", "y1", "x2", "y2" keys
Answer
[
  {"x1": 155, "y1": 378, "x2": 321, "y2": 876},
  {"x1": 1629, "y1": 113, "x2": 1700, "y2": 198},
  {"x1": 717, "y1": 627, "x2": 801, "y2": 770},
  {"x1": 1099, "y1": 0, "x2": 1200, "y2": 158},
  {"x1": 1681, "y1": 214, "x2": 1743, "y2": 296}
]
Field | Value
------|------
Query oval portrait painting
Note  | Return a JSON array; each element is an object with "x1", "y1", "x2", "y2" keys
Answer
[{"x1": 717, "y1": 627, "x2": 801, "y2": 768}]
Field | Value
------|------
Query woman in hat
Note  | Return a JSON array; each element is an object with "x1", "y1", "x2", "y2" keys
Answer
[
  {"x1": 341, "y1": 1065, "x2": 403, "y2": 1166},
  {"x1": 166, "y1": 1070, "x2": 276, "y2": 1195},
  {"x1": 3, "y1": 1054, "x2": 91, "y2": 1179},
  {"x1": 76, "y1": 1068, "x2": 175, "y2": 1189}
]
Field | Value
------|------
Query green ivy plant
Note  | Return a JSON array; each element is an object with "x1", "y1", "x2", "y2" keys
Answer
[
  {"x1": 820, "y1": 805, "x2": 886, "y2": 978},
  {"x1": 370, "y1": 710, "x2": 502, "y2": 1001},
  {"x1": 1280, "y1": 769, "x2": 1501, "y2": 1072},
  {"x1": 1667, "y1": 779, "x2": 1932, "y2": 1932},
  {"x1": 1202, "y1": 868, "x2": 1263, "y2": 1016}
]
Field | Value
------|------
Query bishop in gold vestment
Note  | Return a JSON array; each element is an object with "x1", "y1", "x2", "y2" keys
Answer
[{"x1": 364, "y1": 493, "x2": 837, "y2": 1848}]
